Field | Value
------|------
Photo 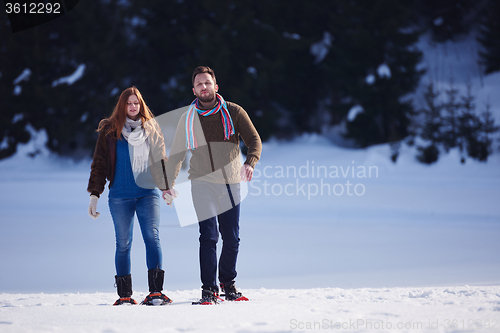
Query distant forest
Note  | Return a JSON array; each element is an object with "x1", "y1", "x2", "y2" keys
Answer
[{"x1": 1, "y1": 0, "x2": 499, "y2": 163}]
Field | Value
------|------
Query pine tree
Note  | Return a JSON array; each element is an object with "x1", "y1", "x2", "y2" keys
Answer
[
  {"x1": 441, "y1": 82, "x2": 462, "y2": 152},
  {"x1": 456, "y1": 85, "x2": 498, "y2": 162},
  {"x1": 456, "y1": 84, "x2": 476, "y2": 162},
  {"x1": 421, "y1": 83, "x2": 443, "y2": 144},
  {"x1": 416, "y1": 83, "x2": 442, "y2": 164},
  {"x1": 477, "y1": 0, "x2": 500, "y2": 74},
  {"x1": 415, "y1": 82, "x2": 499, "y2": 164},
  {"x1": 466, "y1": 102, "x2": 499, "y2": 161}
]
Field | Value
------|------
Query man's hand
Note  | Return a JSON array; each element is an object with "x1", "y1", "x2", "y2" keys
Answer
[
  {"x1": 240, "y1": 164, "x2": 254, "y2": 182},
  {"x1": 162, "y1": 189, "x2": 179, "y2": 206}
]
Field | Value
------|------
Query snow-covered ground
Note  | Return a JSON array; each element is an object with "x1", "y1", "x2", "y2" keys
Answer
[{"x1": 1, "y1": 286, "x2": 499, "y2": 333}]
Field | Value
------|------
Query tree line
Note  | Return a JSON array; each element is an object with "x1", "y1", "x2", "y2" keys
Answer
[{"x1": 0, "y1": 0, "x2": 498, "y2": 163}]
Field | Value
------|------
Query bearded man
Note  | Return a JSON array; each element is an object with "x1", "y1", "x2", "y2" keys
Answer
[{"x1": 164, "y1": 66, "x2": 262, "y2": 304}]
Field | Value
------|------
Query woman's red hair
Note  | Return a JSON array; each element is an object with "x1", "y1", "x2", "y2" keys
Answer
[{"x1": 97, "y1": 86, "x2": 156, "y2": 139}]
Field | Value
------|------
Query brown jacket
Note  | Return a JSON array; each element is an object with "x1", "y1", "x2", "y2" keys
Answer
[
  {"x1": 165, "y1": 101, "x2": 262, "y2": 188},
  {"x1": 87, "y1": 119, "x2": 169, "y2": 197}
]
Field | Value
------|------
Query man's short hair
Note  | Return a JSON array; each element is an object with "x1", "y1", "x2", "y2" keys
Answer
[{"x1": 192, "y1": 66, "x2": 216, "y2": 86}]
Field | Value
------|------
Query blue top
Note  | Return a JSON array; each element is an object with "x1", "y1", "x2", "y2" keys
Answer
[{"x1": 109, "y1": 136, "x2": 157, "y2": 199}]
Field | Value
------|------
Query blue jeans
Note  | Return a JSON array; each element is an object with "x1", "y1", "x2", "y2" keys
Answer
[
  {"x1": 108, "y1": 194, "x2": 162, "y2": 277},
  {"x1": 191, "y1": 181, "x2": 241, "y2": 291}
]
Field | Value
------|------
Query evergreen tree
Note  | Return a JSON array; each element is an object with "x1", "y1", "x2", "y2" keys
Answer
[
  {"x1": 457, "y1": 84, "x2": 478, "y2": 162},
  {"x1": 477, "y1": 0, "x2": 500, "y2": 74},
  {"x1": 466, "y1": 102, "x2": 499, "y2": 161},
  {"x1": 441, "y1": 83, "x2": 462, "y2": 152},
  {"x1": 415, "y1": 82, "x2": 499, "y2": 164},
  {"x1": 416, "y1": 83, "x2": 442, "y2": 164}
]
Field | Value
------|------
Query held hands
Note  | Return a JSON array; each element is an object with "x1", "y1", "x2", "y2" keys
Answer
[
  {"x1": 240, "y1": 164, "x2": 254, "y2": 182},
  {"x1": 88, "y1": 195, "x2": 100, "y2": 219},
  {"x1": 160, "y1": 165, "x2": 253, "y2": 207},
  {"x1": 162, "y1": 189, "x2": 179, "y2": 206}
]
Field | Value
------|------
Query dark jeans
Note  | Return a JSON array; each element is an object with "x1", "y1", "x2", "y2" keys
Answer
[
  {"x1": 108, "y1": 193, "x2": 162, "y2": 276},
  {"x1": 191, "y1": 180, "x2": 241, "y2": 291}
]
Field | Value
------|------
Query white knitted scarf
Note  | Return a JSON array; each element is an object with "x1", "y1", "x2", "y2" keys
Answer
[{"x1": 121, "y1": 118, "x2": 150, "y2": 177}]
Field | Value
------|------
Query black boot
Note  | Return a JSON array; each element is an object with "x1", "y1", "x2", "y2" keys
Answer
[
  {"x1": 148, "y1": 268, "x2": 164, "y2": 292},
  {"x1": 220, "y1": 281, "x2": 249, "y2": 301},
  {"x1": 192, "y1": 286, "x2": 222, "y2": 305},
  {"x1": 141, "y1": 269, "x2": 172, "y2": 305},
  {"x1": 113, "y1": 274, "x2": 137, "y2": 305}
]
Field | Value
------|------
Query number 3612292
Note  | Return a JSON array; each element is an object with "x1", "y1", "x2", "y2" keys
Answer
[{"x1": 6, "y1": 3, "x2": 61, "y2": 14}]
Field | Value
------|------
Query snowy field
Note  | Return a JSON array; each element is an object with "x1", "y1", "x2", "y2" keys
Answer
[{"x1": 1, "y1": 286, "x2": 499, "y2": 333}]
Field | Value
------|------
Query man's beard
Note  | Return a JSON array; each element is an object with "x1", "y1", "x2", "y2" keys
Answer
[{"x1": 196, "y1": 91, "x2": 216, "y2": 104}]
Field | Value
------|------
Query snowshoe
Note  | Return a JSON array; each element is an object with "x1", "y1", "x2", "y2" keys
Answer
[
  {"x1": 141, "y1": 292, "x2": 172, "y2": 306},
  {"x1": 113, "y1": 297, "x2": 137, "y2": 306}
]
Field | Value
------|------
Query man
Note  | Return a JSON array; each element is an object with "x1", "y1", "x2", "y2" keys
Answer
[{"x1": 164, "y1": 66, "x2": 262, "y2": 304}]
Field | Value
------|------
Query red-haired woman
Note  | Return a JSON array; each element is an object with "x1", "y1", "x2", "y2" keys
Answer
[{"x1": 87, "y1": 87, "x2": 172, "y2": 306}]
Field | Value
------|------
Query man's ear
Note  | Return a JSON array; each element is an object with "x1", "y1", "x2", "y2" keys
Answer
[
  {"x1": 192, "y1": 87, "x2": 196, "y2": 95},
  {"x1": 215, "y1": 84, "x2": 219, "y2": 93}
]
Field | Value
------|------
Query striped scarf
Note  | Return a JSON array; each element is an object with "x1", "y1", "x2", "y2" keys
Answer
[{"x1": 185, "y1": 93, "x2": 234, "y2": 150}]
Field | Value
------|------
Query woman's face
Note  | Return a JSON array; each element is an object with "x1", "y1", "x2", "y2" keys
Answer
[{"x1": 126, "y1": 94, "x2": 140, "y2": 120}]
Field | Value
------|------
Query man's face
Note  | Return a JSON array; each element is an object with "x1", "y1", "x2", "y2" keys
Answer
[{"x1": 193, "y1": 73, "x2": 218, "y2": 104}]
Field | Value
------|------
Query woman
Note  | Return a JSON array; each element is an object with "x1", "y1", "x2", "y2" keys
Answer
[{"x1": 87, "y1": 87, "x2": 172, "y2": 306}]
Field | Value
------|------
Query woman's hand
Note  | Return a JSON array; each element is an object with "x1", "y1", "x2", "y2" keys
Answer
[
  {"x1": 162, "y1": 189, "x2": 179, "y2": 205},
  {"x1": 88, "y1": 195, "x2": 100, "y2": 219}
]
